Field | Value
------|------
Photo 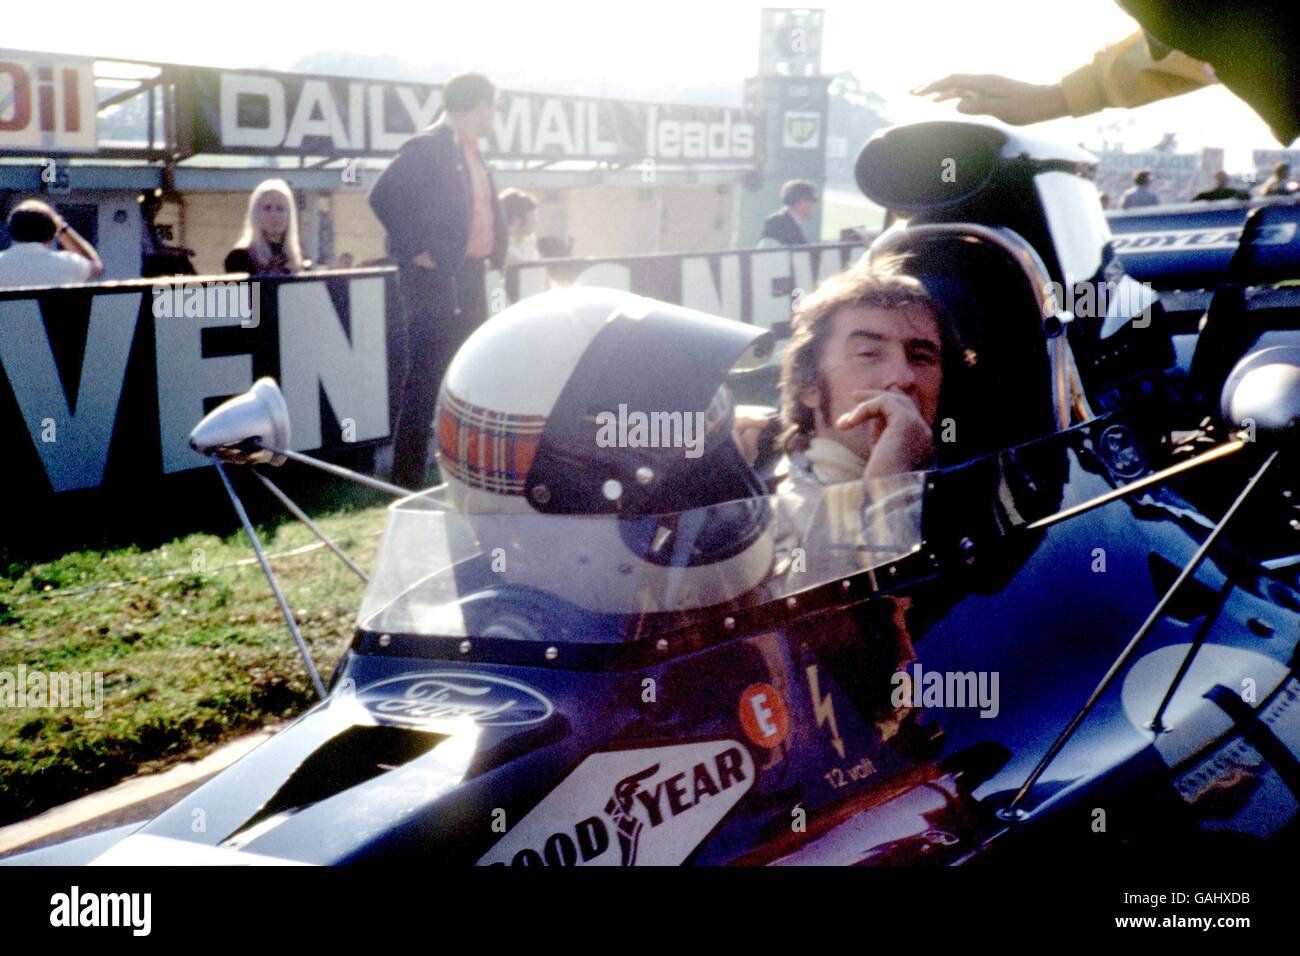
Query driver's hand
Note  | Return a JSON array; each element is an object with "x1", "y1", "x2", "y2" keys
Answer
[
  {"x1": 732, "y1": 412, "x2": 774, "y2": 465},
  {"x1": 838, "y1": 389, "x2": 934, "y2": 478},
  {"x1": 912, "y1": 74, "x2": 1068, "y2": 126}
]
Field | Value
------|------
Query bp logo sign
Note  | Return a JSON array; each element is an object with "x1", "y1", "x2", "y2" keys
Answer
[{"x1": 783, "y1": 111, "x2": 821, "y2": 149}]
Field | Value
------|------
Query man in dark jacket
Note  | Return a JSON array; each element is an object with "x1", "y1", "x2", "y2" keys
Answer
[
  {"x1": 1192, "y1": 171, "x2": 1250, "y2": 202},
  {"x1": 759, "y1": 180, "x2": 817, "y2": 246},
  {"x1": 369, "y1": 72, "x2": 508, "y2": 488}
]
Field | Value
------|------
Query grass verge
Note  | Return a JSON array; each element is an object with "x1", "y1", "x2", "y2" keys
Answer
[{"x1": 0, "y1": 501, "x2": 389, "y2": 827}]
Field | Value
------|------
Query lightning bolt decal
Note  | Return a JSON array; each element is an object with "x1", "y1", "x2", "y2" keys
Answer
[{"x1": 806, "y1": 664, "x2": 845, "y2": 759}]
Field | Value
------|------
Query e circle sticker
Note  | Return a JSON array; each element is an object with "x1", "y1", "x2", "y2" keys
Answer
[{"x1": 739, "y1": 683, "x2": 790, "y2": 748}]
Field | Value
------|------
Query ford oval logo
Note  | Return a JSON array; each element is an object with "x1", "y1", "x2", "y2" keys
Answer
[{"x1": 357, "y1": 672, "x2": 554, "y2": 727}]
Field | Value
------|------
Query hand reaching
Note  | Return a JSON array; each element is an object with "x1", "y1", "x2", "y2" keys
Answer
[{"x1": 913, "y1": 74, "x2": 1069, "y2": 126}]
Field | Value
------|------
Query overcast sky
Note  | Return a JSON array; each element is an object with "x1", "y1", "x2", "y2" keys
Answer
[{"x1": 6, "y1": 0, "x2": 1284, "y2": 168}]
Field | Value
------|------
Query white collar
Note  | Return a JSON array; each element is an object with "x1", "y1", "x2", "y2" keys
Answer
[{"x1": 802, "y1": 437, "x2": 867, "y2": 485}]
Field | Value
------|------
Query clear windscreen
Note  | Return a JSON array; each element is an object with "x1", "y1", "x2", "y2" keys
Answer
[{"x1": 357, "y1": 473, "x2": 926, "y2": 643}]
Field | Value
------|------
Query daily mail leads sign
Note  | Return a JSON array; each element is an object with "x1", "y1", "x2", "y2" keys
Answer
[
  {"x1": 0, "y1": 56, "x2": 97, "y2": 152},
  {"x1": 184, "y1": 67, "x2": 760, "y2": 164}
]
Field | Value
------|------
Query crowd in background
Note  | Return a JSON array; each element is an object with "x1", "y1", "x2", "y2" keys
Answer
[
  {"x1": 1100, "y1": 160, "x2": 1299, "y2": 210},
  {"x1": 0, "y1": 174, "x2": 549, "y2": 290},
  {"x1": 2, "y1": 157, "x2": 1297, "y2": 287}
]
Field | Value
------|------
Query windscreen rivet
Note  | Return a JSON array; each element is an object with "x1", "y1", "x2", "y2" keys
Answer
[
  {"x1": 378, "y1": 633, "x2": 391, "y2": 647},
  {"x1": 636, "y1": 466, "x2": 655, "y2": 484},
  {"x1": 786, "y1": 596, "x2": 798, "y2": 609},
  {"x1": 459, "y1": 640, "x2": 471, "y2": 655},
  {"x1": 545, "y1": 646, "x2": 558, "y2": 661},
  {"x1": 723, "y1": 617, "x2": 736, "y2": 630}
]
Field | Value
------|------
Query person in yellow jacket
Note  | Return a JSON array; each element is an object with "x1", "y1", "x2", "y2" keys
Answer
[
  {"x1": 915, "y1": 1, "x2": 1299, "y2": 146},
  {"x1": 914, "y1": 31, "x2": 1216, "y2": 130}
]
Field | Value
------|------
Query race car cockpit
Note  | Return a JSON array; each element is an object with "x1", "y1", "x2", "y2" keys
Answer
[{"x1": 354, "y1": 286, "x2": 928, "y2": 664}]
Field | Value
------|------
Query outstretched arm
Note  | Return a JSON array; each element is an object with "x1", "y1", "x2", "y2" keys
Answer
[{"x1": 915, "y1": 30, "x2": 1217, "y2": 124}]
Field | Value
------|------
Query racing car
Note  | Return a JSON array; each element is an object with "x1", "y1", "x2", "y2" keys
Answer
[{"x1": 7, "y1": 119, "x2": 1300, "y2": 866}]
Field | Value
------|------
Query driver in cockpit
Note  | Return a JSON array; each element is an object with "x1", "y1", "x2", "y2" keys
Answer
[
  {"x1": 430, "y1": 278, "x2": 946, "y2": 626},
  {"x1": 762, "y1": 257, "x2": 954, "y2": 570},
  {"x1": 428, "y1": 282, "x2": 937, "y2": 736},
  {"x1": 768, "y1": 258, "x2": 956, "y2": 726}
]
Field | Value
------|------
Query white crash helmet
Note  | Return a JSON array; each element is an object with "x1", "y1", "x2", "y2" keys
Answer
[{"x1": 434, "y1": 287, "x2": 775, "y2": 615}]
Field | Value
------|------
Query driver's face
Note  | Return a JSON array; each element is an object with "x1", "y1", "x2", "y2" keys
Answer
[{"x1": 804, "y1": 303, "x2": 943, "y2": 459}]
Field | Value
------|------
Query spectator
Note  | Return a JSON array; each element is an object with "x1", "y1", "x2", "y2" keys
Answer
[
  {"x1": 1256, "y1": 162, "x2": 1297, "y2": 197},
  {"x1": 500, "y1": 188, "x2": 540, "y2": 265},
  {"x1": 139, "y1": 189, "x2": 196, "y2": 277},
  {"x1": 759, "y1": 180, "x2": 817, "y2": 247},
  {"x1": 368, "y1": 71, "x2": 507, "y2": 489},
  {"x1": 1193, "y1": 170, "x2": 1251, "y2": 201},
  {"x1": 1120, "y1": 170, "x2": 1161, "y2": 209},
  {"x1": 224, "y1": 179, "x2": 304, "y2": 275},
  {"x1": 537, "y1": 235, "x2": 574, "y2": 258},
  {"x1": 1099, "y1": 192, "x2": 1112, "y2": 210},
  {"x1": 334, "y1": 252, "x2": 355, "y2": 269},
  {"x1": 0, "y1": 199, "x2": 102, "y2": 287}
]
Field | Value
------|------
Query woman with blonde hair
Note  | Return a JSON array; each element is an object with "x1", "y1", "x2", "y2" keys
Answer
[{"x1": 224, "y1": 178, "x2": 305, "y2": 274}]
